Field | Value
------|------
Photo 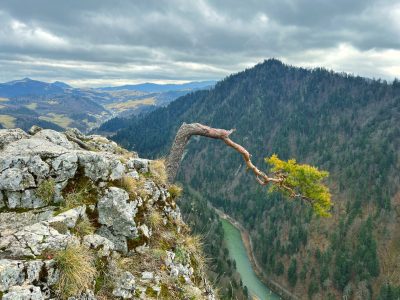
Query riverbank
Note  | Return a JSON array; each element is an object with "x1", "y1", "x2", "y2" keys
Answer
[{"x1": 210, "y1": 204, "x2": 300, "y2": 300}]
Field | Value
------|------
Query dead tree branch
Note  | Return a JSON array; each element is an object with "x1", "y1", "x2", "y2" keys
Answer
[{"x1": 166, "y1": 122, "x2": 282, "y2": 186}]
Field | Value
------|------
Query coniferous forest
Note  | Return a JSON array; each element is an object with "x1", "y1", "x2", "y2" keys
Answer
[{"x1": 107, "y1": 59, "x2": 400, "y2": 299}]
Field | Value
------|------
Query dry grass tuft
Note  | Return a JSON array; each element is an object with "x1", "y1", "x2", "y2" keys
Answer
[
  {"x1": 36, "y1": 178, "x2": 56, "y2": 204},
  {"x1": 150, "y1": 159, "x2": 168, "y2": 184},
  {"x1": 168, "y1": 184, "x2": 183, "y2": 199},
  {"x1": 182, "y1": 235, "x2": 206, "y2": 275},
  {"x1": 54, "y1": 244, "x2": 96, "y2": 299},
  {"x1": 184, "y1": 235, "x2": 203, "y2": 256},
  {"x1": 148, "y1": 209, "x2": 163, "y2": 230},
  {"x1": 73, "y1": 218, "x2": 96, "y2": 237},
  {"x1": 117, "y1": 175, "x2": 146, "y2": 198}
]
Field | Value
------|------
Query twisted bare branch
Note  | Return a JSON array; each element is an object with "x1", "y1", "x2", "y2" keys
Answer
[{"x1": 166, "y1": 122, "x2": 282, "y2": 185}]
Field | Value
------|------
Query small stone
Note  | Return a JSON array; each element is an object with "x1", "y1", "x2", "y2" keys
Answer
[
  {"x1": 132, "y1": 158, "x2": 149, "y2": 173},
  {"x1": 141, "y1": 271, "x2": 153, "y2": 281},
  {"x1": 126, "y1": 170, "x2": 139, "y2": 180},
  {"x1": 113, "y1": 271, "x2": 136, "y2": 299},
  {"x1": 139, "y1": 224, "x2": 151, "y2": 239},
  {"x1": 83, "y1": 234, "x2": 115, "y2": 256},
  {"x1": 28, "y1": 125, "x2": 42, "y2": 135}
]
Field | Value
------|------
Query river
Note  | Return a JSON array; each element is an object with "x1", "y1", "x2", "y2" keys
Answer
[{"x1": 221, "y1": 218, "x2": 281, "y2": 300}]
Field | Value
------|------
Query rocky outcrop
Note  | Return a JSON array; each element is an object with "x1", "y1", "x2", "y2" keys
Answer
[{"x1": 0, "y1": 127, "x2": 215, "y2": 300}]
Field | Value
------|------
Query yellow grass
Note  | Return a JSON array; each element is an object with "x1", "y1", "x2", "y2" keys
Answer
[
  {"x1": 106, "y1": 97, "x2": 156, "y2": 112},
  {"x1": 0, "y1": 114, "x2": 16, "y2": 128},
  {"x1": 148, "y1": 209, "x2": 163, "y2": 229},
  {"x1": 0, "y1": 97, "x2": 9, "y2": 102},
  {"x1": 168, "y1": 184, "x2": 183, "y2": 199},
  {"x1": 149, "y1": 159, "x2": 168, "y2": 184},
  {"x1": 39, "y1": 113, "x2": 72, "y2": 128},
  {"x1": 25, "y1": 102, "x2": 38, "y2": 110},
  {"x1": 54, "y1": 244, "x2": 96, "y2": 299}
]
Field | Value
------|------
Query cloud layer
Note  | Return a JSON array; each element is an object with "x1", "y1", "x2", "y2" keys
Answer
[{"x1": 0, "y1": 0, "x2": 399, "y2": 86}]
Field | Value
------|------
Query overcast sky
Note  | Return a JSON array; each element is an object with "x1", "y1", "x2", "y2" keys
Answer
[{"x1": 0, "y1": 0, "x2": 399, "y2": 87}]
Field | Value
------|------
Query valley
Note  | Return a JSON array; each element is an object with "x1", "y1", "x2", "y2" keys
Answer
[{"x1": 0, "y1": 78, "x2": 215, "y2": 132}]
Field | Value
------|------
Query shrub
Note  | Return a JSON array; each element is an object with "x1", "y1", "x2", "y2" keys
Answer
[
  {"x1": 36, "y1": 178, "x2": 56, "y2": 204},
  {"x1": 54, "y1": 244, "x2": 96, "y2": 299}
]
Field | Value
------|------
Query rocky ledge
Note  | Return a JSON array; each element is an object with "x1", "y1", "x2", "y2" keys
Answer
[{"x1": 0, "y1": 127, "x2": 215, "y2": 300}]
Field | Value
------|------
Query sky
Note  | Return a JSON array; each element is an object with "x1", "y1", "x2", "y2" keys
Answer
[{"x1": 0, "y1": 0, "x2": 399, "y2": 87}]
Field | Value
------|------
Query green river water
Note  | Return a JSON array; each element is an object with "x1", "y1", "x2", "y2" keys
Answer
[{"x1": 221, "y1": 219, "x2": 281, "y2": 300}]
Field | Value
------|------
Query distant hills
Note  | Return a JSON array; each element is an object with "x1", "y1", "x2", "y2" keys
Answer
[
  {"x1": 0, "y1": 78, "x2": 71, "y2": 97},
  {"x1": 98, "y1": 80, "x2": 216, "y2": 93},
  {"x1": 0, "y1": 78, "x2": 215, "y2": 132},
  {"x1": 107, "y1": 59, "x2": 400, "y2": 299}
]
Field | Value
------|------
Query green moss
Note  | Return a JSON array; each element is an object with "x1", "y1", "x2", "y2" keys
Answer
[
  {"x1": 146, "y1": 286, "x2": 158, "y2": 297},
  {"x1": 49, "y1": 221, "x2": 69, "y2": 234},
  {"x1": 61, "y1": 174, "x2": 98, "y2": 210},
  {"x1": 174, "y1": 246, "x2": 189, "y2": 265},
  {"x1": 71, "y1": 218, "x2": 95, "y2": 237},
  {"x1": 36, "y1": 178, "x2": 56, "y2": 204}
]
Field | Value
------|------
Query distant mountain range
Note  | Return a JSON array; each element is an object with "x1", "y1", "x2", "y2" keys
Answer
[
  {"x1": 98, "y1": 81, "x2": 216, "y2": 93},
  {"x1": 0, "y1": 78, "x2": 215, "y2": 132},
  {"x1": 0, "y1": 78, "x2": 72, "y2": 98}
]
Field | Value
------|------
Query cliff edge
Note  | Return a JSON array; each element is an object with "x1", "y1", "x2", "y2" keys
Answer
[{"x1": 0, "y1": 127, "x2": 215, "y2": 300}]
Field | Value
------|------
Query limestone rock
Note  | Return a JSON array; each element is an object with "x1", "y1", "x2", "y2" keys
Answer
[
  {"x1": 97, "y1": 187, "x2": 138, "y2": 238},
  {"x1": 2, "y1": 138, "x2": 68, "y2": 158},
  {"x1": 67, "y1": 289, "x2": 96, "y2": 300},
  {"x1": 0, "y1": 129, "x2": 29, "y2": 150},
  {"x1": 0, "y1": 222, "x2": 77, "y2": 257},
  {"x1": 0, "y1": 260, "x2": 25, "y2": 292},
  {"x1": 112, "y1": 271, "x2": 136, "y2": 299},
  {"x1": 0, "y1": 168, "x2": 36, "y2": 192},
  {"x1": 83, "y1": 234, "x2": 115, "y2": 256},
  {"x1": 51, "y1": 152, "x2": 78, "y2": 182},
  {"x1": 130, "y1": 158, "x2": 149, "y2": 173},
  {"x1": 34, "y1": 129, "x2": 74, "y2": 150},
  {"x1": 0, "y1": 191, "x2": 5, "y2": 208},
  {"x1": 2, "y1": 285, "x2": 43, "y2": 300},
  {"x1": 77, "y1": 152, "x2": 111, "y2": 181},
  {"x1": 96, "y1": 227, "x2": 128, "y2": 254}
]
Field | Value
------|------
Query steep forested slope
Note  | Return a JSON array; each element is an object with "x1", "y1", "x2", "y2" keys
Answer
[{"x1": 111, "y1": 59, "x2": 400, "y2": 299}]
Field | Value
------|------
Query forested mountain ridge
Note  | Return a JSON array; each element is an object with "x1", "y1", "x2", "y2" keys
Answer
[{"x1": 110, "y1": 59, "x2": 400, "y2": 299}]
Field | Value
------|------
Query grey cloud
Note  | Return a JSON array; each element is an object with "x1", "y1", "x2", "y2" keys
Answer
[{"x1": 0, "y1": 0, "x2": 399, "y2": 86}]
